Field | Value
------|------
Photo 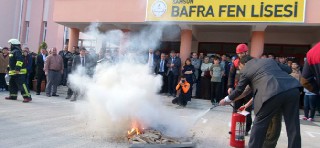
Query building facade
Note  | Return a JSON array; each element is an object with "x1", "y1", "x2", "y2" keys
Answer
[{"x1": 52, "y1": 0, "x2": 320, "y2": 63}]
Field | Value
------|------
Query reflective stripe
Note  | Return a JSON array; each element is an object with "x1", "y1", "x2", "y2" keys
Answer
[
  {"x1": 22, "y1": 84, "x2": 30, "y2": 97},
  {"x1": 16, "y1": 61, "x2": 23, "y2": 67},
  {"x1": 9, "y1": 54, "x2": 13, "y2": 57},
  {"x1": 9, "y1": 69, "x2": 27, "y2": 75}
]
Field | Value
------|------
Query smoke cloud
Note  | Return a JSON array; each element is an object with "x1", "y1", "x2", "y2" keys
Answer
[{"x1": 69, "y1": 23, "x2": 195, "y2": 139}]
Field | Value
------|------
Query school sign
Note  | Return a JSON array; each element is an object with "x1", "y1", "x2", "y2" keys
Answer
[{"x1": 146, "y1": 0, "x2": 306, "y2": 22}]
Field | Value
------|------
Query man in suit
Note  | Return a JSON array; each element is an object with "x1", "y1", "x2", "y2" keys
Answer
[
  {"x1": 167, "y1": 50, "x2": 181, "y2": 97},
  {"x1": 58, "y1": 45, "x2": 69, "y2": 86},
  {"x1": 69, "y1": 47, "x2": 91, "y2": 102},
  {"x1": 219, "y1": 55, "x2": 301, "y2": 148},
  {"x1": 191, "y1": 52, "x2": 201, "y2": 97},
  {"x1": 36, "y1": 48, "x2": 47, "y2": 95},
  {"x1": 154, "y1": 53, "x2": 168, "y2": 94}
]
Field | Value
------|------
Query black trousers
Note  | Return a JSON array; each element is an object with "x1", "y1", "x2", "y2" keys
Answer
[
  {"x1": 9, "y1": 74, "x2": 31, "y2": 99},
  {"x1": 249, "y1": 88, "x2": 301, "y2": 148},
  {"x1": 210, "y1": 82, "x2": 221, "y2": 103},
  {"x1": 200, "y1": 77, "x2": 211, "y2": 100},
  {"x1": 158, "y1": 72, "x2": 168, "y2": 93},
  {"x1": 37, "y1": 71, "x2": 46, "y2": 93},
  {"x1": 0, "y1": 73, "x2": 8, "y2": 90},
  {"x1": 234, "y1": 94, "x2": 253, "y2": 133},
  {"x1": 167, "y1": 71, "x2": 178, "y2": 96}
]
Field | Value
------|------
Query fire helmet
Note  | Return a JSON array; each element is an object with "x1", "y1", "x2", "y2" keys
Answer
[
  {"x1": 236, "y1": 44, "x2": 248, "y2": 54},
  {"x1": 8, "y1": 39, "x2": 21, "y2": 45}
]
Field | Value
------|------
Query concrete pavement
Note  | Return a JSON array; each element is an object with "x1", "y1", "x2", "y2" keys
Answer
[{"x1": 0, "y1": 86, "x2": 319, "y2": 148}]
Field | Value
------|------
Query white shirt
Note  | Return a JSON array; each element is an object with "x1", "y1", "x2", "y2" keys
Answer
[
  {"x1": 148, "y1": 53, "x2": 154, "y2": 67},
  {"x1": 42, "y1": 54, "x2": 46, "y2": 61}
]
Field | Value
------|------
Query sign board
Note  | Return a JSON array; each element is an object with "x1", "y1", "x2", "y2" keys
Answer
[{"x1": 146, "y1": 0, "x2": 306, "y2": 22}]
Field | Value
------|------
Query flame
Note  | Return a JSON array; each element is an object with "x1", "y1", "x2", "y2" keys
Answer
[{"x1": 127, "y1": 120, "x2": 142, "y2": 137}]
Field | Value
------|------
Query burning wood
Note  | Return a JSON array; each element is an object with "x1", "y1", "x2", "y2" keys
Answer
[{"x1": 128, "y1": 129, "x2": 184, "y2": 144}]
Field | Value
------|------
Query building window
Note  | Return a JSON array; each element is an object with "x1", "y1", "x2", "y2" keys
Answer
[
  {"x1": 42, "y1": 21, "x2": 47, "y2": 42},
  {"x1": 24, "y1": 21, "x2": 30, "y2": 43}
]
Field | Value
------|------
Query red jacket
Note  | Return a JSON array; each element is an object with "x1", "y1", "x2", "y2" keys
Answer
[{"x1": 301, "y1": 42, "x2": 320, "y2": 94}]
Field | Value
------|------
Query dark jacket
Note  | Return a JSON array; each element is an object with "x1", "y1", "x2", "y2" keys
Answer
[
  {"x1": 24, "y1": 54, "x2": 33, "y2": 73},
  {"x1": 154, "y1": 59, "x2": 168, "y2": 74},
  {"x1": 58, "y1": 50, "x2": 69, "y2": 68},
  {"x1": 167, "y1": 56, "x2": 181, "y2": 76},
  {"x1": 182, "y1": 65, "x2": 195, "y2": 84},
  {"x1": 36, "y1": 54, "x2": 46, "y2": 73},
  {"x1": 66, "y1": 52, "x2": 78, "y2": 73},
  {"x1": 72, "y1": 54, "x2": 93, "y2": 75},
  {"x1": 301, "y1": 42, "x2": 320, "y2": 94},
  {"x1": 8, "y1": 45, "x2": 26, "y2": 75},
  {"x1": 228, "y1": 58, "x2": 240, "y2": 88},
  {"x1": 228, "y1": 58, "x2": 301, "y2": 114}
]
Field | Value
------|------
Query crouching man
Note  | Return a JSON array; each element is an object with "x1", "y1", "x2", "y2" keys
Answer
[
  {"x1": 172, "y1": 75, "x2": 191, "y2": 108},
  {"x1": 219, "y1": 55, "x2": 301, "y2": 148}
]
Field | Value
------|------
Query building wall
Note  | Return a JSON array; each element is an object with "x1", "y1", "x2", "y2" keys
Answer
[
  {"x1": 0, "y1": 0, "x2": 66, "y2": 52},
  {"x1": 0, "y1": 0, "x2": 22, "y2": 47}
]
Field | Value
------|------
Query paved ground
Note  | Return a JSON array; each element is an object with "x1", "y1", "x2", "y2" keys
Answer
[{"x1": 0, "y1": 86, "x2": 319, "y2": 148}]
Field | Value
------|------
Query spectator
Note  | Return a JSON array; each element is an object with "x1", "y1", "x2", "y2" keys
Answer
[
  {"x1": 290, "y1": 61, "x2": 301, "y2": 81},
  {"x1": 200, "y1": 56, "x2": 212, "y2": 100},
  {"x1": 182, "y1": 58, "x2": 195, "y2": 102},
  {"x1": 22, "y1": 47, "x2": 33, "y2": 89},
  {"x1": 221, "y1": 54, "x2": 230, "y2": 96},
  {"x1": 167, "y1": 50, "x2": 181, "y2": 97},
  {"x1": 58, "y1": 45, "x2": 69, "y2": 86},
  {"x1": 301, "y1": 88, "x2": 318, "y2": 121},
  {"x1": 210, "y1": 56, "x2": 224, "y2": 105},
  {"x1": 154, "y1": 53, "x2": 168, "y2": 94},
  {"x1": 44, "y1": 47, "x2": 63, "y2": 97},
  {"x1": 65, "y1": 46, "x2": 78, "y2": 99},
  {"x1": 36, "y1": 48, "x2": 47, "y2": 95},
  {"x1": 0, "y1": 47, "x2": 9, "y2": 91},
  {"x1": 69, "y1": 47, "x2": 92, "y2": 101},
  {"x1": 191, "y1": 52, "x2": 201, "y2": 97}
]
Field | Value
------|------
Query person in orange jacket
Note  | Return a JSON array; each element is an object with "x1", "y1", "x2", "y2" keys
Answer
[{"x1": 173, "y1": 75, "x2": 191, "y2": 107}]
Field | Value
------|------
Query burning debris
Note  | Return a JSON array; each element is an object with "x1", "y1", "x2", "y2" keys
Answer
[{"x1": 127, "y1": 126, "x2": 195, "y2": 147}]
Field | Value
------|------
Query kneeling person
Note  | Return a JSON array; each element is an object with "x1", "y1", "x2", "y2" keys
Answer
[{"x1": 172, "y1": 76, "x2": 191, "y2": 107}]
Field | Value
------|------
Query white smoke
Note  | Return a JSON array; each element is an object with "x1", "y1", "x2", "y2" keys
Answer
[{"x1": 69, "y1": 23, "x2": 194, "y2": 139}]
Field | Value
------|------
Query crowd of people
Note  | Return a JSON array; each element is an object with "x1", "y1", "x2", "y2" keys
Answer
[{"x1": 1, "y1": 39, "x2": 320, "y2": 147}]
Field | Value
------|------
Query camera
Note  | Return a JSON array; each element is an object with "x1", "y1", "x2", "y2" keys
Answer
[{"x1": 181, "y1": 80, "x2": 185, "y2": 83}]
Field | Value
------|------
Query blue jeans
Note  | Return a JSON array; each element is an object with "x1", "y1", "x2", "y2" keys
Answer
[{"x1": 304, "y1": 95, "x2": 318, "y2": 118}]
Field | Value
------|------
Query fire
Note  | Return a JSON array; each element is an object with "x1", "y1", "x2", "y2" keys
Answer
[{"x1": 127, "y1": 120, "x2": 143, "y2": 137}]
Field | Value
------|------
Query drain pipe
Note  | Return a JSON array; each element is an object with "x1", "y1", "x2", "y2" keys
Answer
[{"x1": 17, "y1": 0, "x2": 24, "y2": 40}]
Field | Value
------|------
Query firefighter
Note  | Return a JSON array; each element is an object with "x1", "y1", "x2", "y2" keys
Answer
[
  {"x1": 227, "y1": 44, "x2": 253, "y2": 136},
  {"x1": 5, "y1": 39, "x2": 32, "y2": 103}
]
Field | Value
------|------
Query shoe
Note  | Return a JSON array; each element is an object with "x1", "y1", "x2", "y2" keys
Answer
[
  {"x1": 300, "y1": 117, "x2": 308, "y2": 120},
  {"x1": 70, "y1": 98, "x2": 77, "y2": 102},
  {"x1": 5, "y1": 97, "x2": 17, "y2": 100},
  {"x1": 307, "y1": 118, "x2": 314, "y2": 121},
  {"x1": 316, "y1": 113, "x2": 320, "y2": 116},
  {"x1": 36, "y1": 93, "x2": 40, "y2": 95},
  {"x1": 46, "y1": 94, "x2": 51, "y2": 97},
  {"x1": 65, "y1": 95, "x2": 71, "y2": 99},
  {"x1": 52, "y1": 94, "x2": 59, "y2": 97},
  {"x1": 23, "y1": 98, "x2": 32, "y2": 103},
  {"x1": 176, "y1": 105, "x2": 184, "y2": 109}
]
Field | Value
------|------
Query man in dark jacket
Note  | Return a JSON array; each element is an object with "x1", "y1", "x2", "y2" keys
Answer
[
  {"x1": 69, "y1": 47, "x2": 91, "y2": 101},
  {"x1": 154, "y1": 53, "x2": 168, "y2": 94},
  {"x1": 220, "y1": 55, "x2": 301, "y2": 148},
  {"x1": 5, "y1": 39, "x2": 32, "y2": 103},
  {"x1": 58, "y1": 45, "x2": 69, "y2": 86},
  {"x1": 36, "y1": 48, "x2": 47, "y2": 95},
  {"x1": 65, "y1": 46, "x2": 79, "y2": 99},
  {"x1": 167, "y1": 50, "x2": 181, "y2": 97}
]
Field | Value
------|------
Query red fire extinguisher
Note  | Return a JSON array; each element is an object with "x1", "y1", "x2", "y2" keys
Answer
[{"x1": 229, "y1": 107, "x2": 246, "y2": 148}]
